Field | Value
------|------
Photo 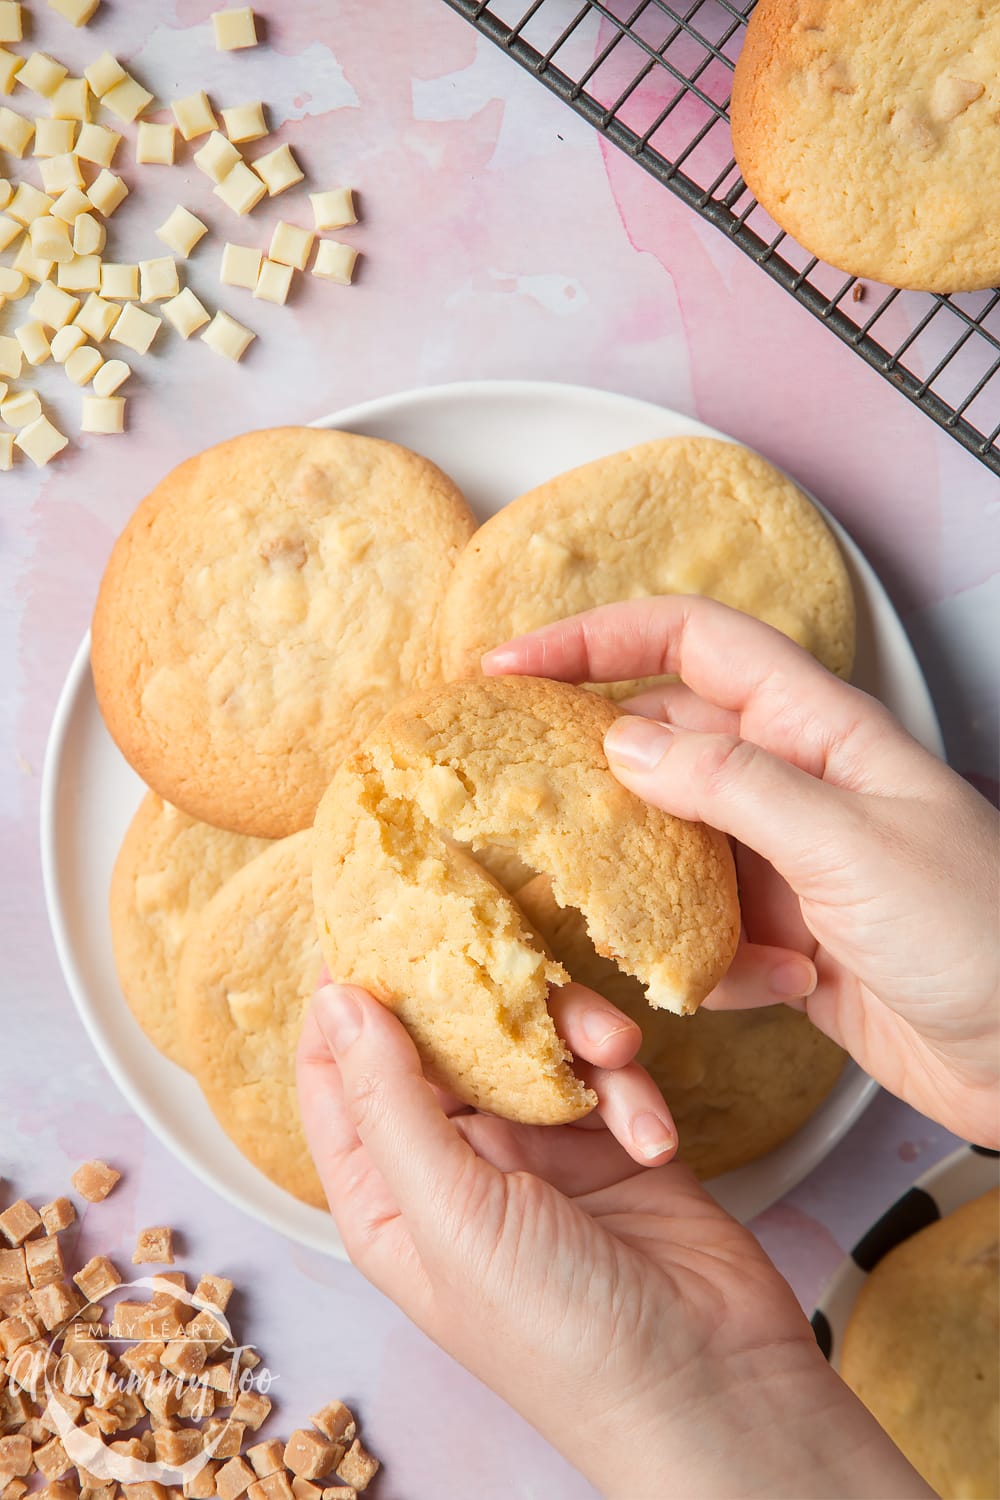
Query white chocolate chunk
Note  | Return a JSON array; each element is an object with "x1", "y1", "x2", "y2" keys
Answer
[
  {"x1": 136, "y1": 120, "x2": 175, "y2": 164},
  {"x1": 221, "y1": 101, "x2": 266, "y2": 143},
  {"x1": 156, "y1": 204, "x2": 207, "y2": 257},
  {"x1": 0, "y1": 265, "x2": 26, "y2": 296},
  {"x1": 0, "y1": 1, "x2": 21, "y2": 42},
  {"x1": 65, "y1": 343, "x2": 102, "y2": 384},
  {"x1": 33, "y1": 118, "x2": 76, "y2": 155},
  {"x1": 30, "y1": 278, "x2": 79, "y2": 327},
  {"x1": 172, "y1": 90, "x2": 217, "y2": 141},
  {"x1": 18, "y1": 53, "x2": 67, "y2": 98},
  {"x1": 75, "y1": 121, "x2": 119, "y2": 166},
  {"x1": 309, "y1": 187, "x2": 356, "y2": 230},
  {"x1": 212, "y1": 8, "x2": 257, "y2": 50},
  {"x1": 102, "y1": 74, "x2": 152, "y2": 123},
  {"x1": 0, "y1": 334, "x2": 22, "y2": 377},
  {"x1": 0, "y1": 47, "x2": 22, "y2": 91},
  {"x1": 72, "y1": 211, "x2": 105, "y2": 253},
  {"x1": 0, "y1": 183, "x2": 10, "y2": 210},
  {"x1": 39, "y1": 152, "x2": 85, "y2": 193},
  {"x1": 2, "y1": 388, "x2": 41, "y2": 425},
  {"x1": 194, "y1": 130, "x2": 240, "y2": 182},
  {"x1": 47, "y1": 0, "x2": 101, "y2": 23},
  {"x1": 92, "y1": 357, "x2": 129, "y2": 395},
  {"x1": 214, "y1": 159, "x2": 266, "y2": 215},
  {"x1": 252, "y1": 143, "x2": 303, "y2": 196},
  {"x1": 162, "y1": 286, "x2": 209, "y2": 338},
  {"x1": 9, "y1": 182, "x2": 53, "y2": 224},
  {"x1": 0, "y1": 106, "x2": 32, "y2": 156},
  {"x1": 269, "y1": 220, "x2": 313, "y2": 270},
  {"x1": 31, "y1": 214, "x2": 74, "y2": 262},
  {"x1": 50, "y1": 322, "x2": 86, "y2": 361},
  {"x1": 50, "y1": 78, "x2": 90, "y2": 121},
  {"x1": 139, "y1": 256, "x2": 179, "y2": 302},
  {"x1": 200, "y1": 309, "x2": 254, "y2": 361},
  {"x1": 0, "y1": 431, "x2": 12, "y2": 469},
  {"x1": 12, "y1": 240, "x2": 54, "y2": 282},
  {"x1": 219, "y1": 241, "x2": 261, "y2": 289},
  {"x1": 0, "y1": 213, "x2": 21, "y2": 251},
  {"x1": 57, "y1": 252, "x2": 101, "y2": 291},
  {"x1": 100, "y1": 262, "x2": 138, "y2": 299},
  {"x1": 84, "y1": 51, "x2": 125, "y2": 97},
  {"x1": 16, "y1": 320, "x2": 51, "y2": 365},
  {"x1": 75, "y1": 291, "x2": 117, "y2": 340},
  {"x1": 110, "y1": 300, "x2": 160, "y2": 354},
  {"x1": 311, "y1": 240, "x2": 358, "y2": 285},
  {"x1": 87, "y1": 168, "x2": 128, "y2": 215},
  {"x1": 253, "y1": 257, "x2": 292, "y2": 304},
  {"x1": 81, "y1": 394, "x2": 124, "y2": 432},
  {"x1": 52, "y1": 186, "x2": 91, "y2": 222},
  {"x1": 16, "y1": 414, "x2": 68, "y2": 466}
]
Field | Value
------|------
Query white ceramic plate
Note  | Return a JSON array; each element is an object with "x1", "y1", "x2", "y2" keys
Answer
[
  {"x1": 41, "y1": 380, "x2": 944, "y2": 1256},
  {"x1": 811, "y1": 1145, "x2": 1000, "y2": 1372}
]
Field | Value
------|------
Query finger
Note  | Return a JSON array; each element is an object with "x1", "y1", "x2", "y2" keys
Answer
[
  {"x1": 619, "y1": 681, "x2": 740, "y2": 736},
  {"x1": 309, "y1": 982, "x2": 492, "y2": 1237},
  {"x1": 575, "y1": 1059, "x2": 679, "y2": 1166},
  {"x1": 453, "y1": 1112, "x2": 648, "y2": 1196},
  {"x1": 604, "y1": 717, "x2": 861, "y2": 892},
  {"x1": 546, "y1": 981, "x2": 642, "y2": 1070},
  {"x1": 702, "y1": 938, "x2": 817, "y2": 1011},
  {"x1": 483, "y1": 596, "x2": 917, "y2": 787}
]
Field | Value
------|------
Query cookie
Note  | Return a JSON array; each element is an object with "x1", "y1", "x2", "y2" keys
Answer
[
  {"x1": 841, "y1": 1188, "x2": 999, "y2": 1499},
  {"x1": 313, "y1": 675, "x2": 740, "y2": 1124},
  {"x1": 92, "y1": 428, "x2": 477, "y2": 838},
  {"x1": 177, "y1": 830, "x2": 325, "y2": 1208},
  {"x1": 437, "y1": 437, "x2": 855, "y2": 691},
  {"x1": 516, "y1": 875, "x2": 846, "y2": 1178},
  {"x1": 731, "y1": 0, "x2": 1000, "y2": 292},
  {"x1": 109, "y1": 792, "x2": 270, "y2": 1068}
]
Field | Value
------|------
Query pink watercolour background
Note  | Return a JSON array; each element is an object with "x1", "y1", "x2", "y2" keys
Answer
[{"x1": 2, "y1": 3, "x2": 997, "y2": 1497}]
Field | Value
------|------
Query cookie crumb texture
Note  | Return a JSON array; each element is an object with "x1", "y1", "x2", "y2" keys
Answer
[
  {"x1": 731, "y1": 0, "x2": 1000, "y2": 291},
  {"x1": 91, "y1": 428, "x2": 476, "y2": 839},
  {"x1": 438, "y1": 437, "x2": 855, "y2": 688},
  {"x1": 314, "y1": 676, "x2": 740, "y2": 1124}
]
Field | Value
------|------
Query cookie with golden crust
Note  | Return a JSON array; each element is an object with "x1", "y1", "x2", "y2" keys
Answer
[
  {"x1": 178, "y1": 830, "x2": 325, "y2": 1208},
  {"x1": 437, "y1": 438, "x2": 854, "y2": 691},
  {"x1": 313, "y1": 676, "x2": 740, "y2": 1124},
  {"x1": 92, "y1": 428, "x2": 477, "y2": 838},
  {"x1": 109, "y1": 792, "x2": 270, "y2": 1068},
  {"x1": 731, "y1": 0, "x2": 1000, "y2": 292},
  {"x1": 841, "y1": 1188, "x2": 999, "y2": 1499},
  {"x1": 516, "y1": 875, "x2": 846, "y2": 1178}
]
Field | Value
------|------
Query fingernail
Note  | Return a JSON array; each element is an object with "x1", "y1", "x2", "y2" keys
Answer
[
  {"x1": 769, "y1": 958, "x2": 818, "y2": 1000},
  {"x1": 581, "y1": 1008, "x2": 636, "y2": 1049},
  {"x1": 605, "y1": 716, "x2": 674, "y2": 772},
  {"x1": 481, "y1": 645, "x2": 518, "y2": 672},
  {"x1": 631, "y1": 1110, "x2": 676, "y2": 1161},
  {"x1": 313, "y1": 984, "x2": 363, "y2": 1054}
]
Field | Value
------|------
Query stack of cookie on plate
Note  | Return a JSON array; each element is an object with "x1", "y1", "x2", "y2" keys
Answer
[{"x1": 93, "y1": 426, "x2": 855, "y2": 1208}]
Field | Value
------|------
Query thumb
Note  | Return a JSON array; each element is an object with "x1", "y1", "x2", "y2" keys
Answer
[{"x1": 605, "y1": 717, "x2": 856, "y2": 890}]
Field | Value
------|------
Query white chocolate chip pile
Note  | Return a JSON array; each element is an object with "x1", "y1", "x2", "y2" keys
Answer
[
  {"x1": 0, "y1": 2, "x2": 362, "y2": 469},
  {"x1": 0, "y1": 1162, "x2": 381, "y2": 1496}
]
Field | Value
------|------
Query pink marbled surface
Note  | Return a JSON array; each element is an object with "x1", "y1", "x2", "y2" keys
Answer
[{"x1": 2, "y1": 3, "x2": 997, "y2": 1497}]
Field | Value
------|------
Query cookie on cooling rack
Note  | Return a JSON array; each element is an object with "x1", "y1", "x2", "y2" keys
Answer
[
  {"x1": 177, "y1": 829, "x2": 326, "y2": 1209},
  {"x1": 92, "y1": 428, "x2": 477, "y2": 839},
  {"x1": 109, "y1": 792, "x2": 270, "y2": 1068},
  {"x1": 436, "y1": 436, "x2": 855, "y2": 690},
  {"x1": 840, "y1": 1187, "x2": 999, "y2": 1498},
  {"x1": 515, "y1": 874, "x2": 846, "y2": 1179},
  {"x1": 730, "y1": 0, "x2": 1000, "y2": 292}
]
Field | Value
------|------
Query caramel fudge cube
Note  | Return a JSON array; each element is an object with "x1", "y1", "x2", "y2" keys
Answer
[
  {"x1": 0, "y1": 1201, "x2": 43, "y2": 1246},
  {"x1": 70, "y1": 1162, "x2": 120, "y2": 1202},
  {"x1": 308, "y1": 1402, "x2": 355, "y2": 1447},
  {"x1": 74, "y1": 1256, "x2": 121, "y2": 1302},
  {"x1": 231, "y1": 1390, "x2": 270, "y2": 1431},
  {"x1": 246, "y1": 1441, "x2": 283, "y2": 1479},
  {"x1": 193, "y1": 1276, "x2": 233, "y2": 1314},
  {"x1": 133, "y1": 1228, "x2": 174, "y2": 1265},
  {"x1": 39, "y1": 1198, "x2": 76, "y2": 1235},
  {"x1": 335, "y1": 1440, "x2": 379, "y2": 1492},
  {"x1": 25, "y1": 1235, "x2": 64, "y2": 1287},
  {"x1": 0, "y1": 1247, "x2": 28, "y2": 1291},
  {"x1": 31, "y1": 1279, "x2": 82, "y2": 1330},
  {"x1": 247, "y1": 1476, "x2": 293, "y2": 1500},
  {"x1": 283, "y1": 1431, "x2": 339, "y2": 1482}
]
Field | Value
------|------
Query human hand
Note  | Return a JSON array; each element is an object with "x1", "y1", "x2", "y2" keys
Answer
[
  {"x1": 483, "y1": 595, "x2": 1000, "y2": 1148},
  {"x1": 298, "y1": 983, "x2": 931, "y2": 1499}
]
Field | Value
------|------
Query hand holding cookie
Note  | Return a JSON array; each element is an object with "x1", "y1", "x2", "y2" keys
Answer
[{"x1": 485, "y1": 594, "x2": 1000, "y2": 1150}]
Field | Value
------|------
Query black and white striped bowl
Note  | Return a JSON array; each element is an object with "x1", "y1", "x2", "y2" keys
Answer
[{"x1": 811, "y1": 1144, "x2": 1000, "y2": 1371}]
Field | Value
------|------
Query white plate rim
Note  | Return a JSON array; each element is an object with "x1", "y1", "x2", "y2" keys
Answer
[{"x1": 40, "y1": 377, "x2": 943, "y2": 1253}]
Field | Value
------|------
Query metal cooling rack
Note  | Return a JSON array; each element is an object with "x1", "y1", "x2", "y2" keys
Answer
[{"x1": 444, "y1": 0, "x2": 1000, "y2": 476}]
